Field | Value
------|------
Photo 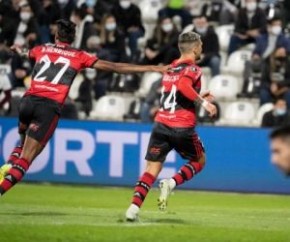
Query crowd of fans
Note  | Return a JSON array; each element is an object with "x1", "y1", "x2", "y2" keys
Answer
[{"x1": 0, "y1": 0, "x2": 290, "y2": 128}]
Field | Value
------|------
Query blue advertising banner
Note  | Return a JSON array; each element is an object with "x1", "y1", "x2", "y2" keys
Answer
[{"x1": 0, "y1": 117, "x2": 289, "y2": 194}]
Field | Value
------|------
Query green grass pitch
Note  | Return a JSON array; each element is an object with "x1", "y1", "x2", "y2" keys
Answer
[{"x1": 0, "y1": 183, "x2": 290, "y2": 242}]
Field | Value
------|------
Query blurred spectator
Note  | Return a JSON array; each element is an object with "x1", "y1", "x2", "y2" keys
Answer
[
  {"x1": 93, "y1": 14, "x2": 128, "y2": 99},
  {"x1": 143, "y1": 17, "x2": 179, "y2": 65},
  {"x1": 186, "y1": 16, "x2": 220, "y2": 76},
  {"x1": 74, "y1": 69, "x2": 93, "y2": 117},
  {"x1": 0, "y1": 40, "x2": 13, "y2": 112},
  {"x1": 11, "y1": 54, "x2": 32, "y2": 87},
  {"x1": 228, "y1": 0, "x2": 267, "y2": 55},
  {"x1": 38, "y1": 0, "x2": 61, "y2": 43},
  {"x1": 92, "y1": 0, "x2": 116, "y2": 24},
  {"x1": 140, "y1": 79, "x2": 161, "y2": 123},
  {"x1": 201, "y1": 0, "x2": 237, "y2": 25},
  {"x1": 61, "y1": 97, "x2": 79, "y2": 119},
  {"x1": 0, "y1": 1, "x2": 39, "y2": 47},
  {"x1": 251, "y1": 17, "x2": 290, "y2": 106},
  {"x1": 58, "y1": 0, "x2": 76, "y2": 20},
  {"x1": 112, "y1": 0, "x2": 145, "y2": 59},
  {"x1": 71, "y1": 4, "x2": 97, "y2": 50},
  {"x1": 262, "y1": 98, "x2": 290, "y2": 127},
  {"x1": 99, "y1": 14, "x2": 128, "y2": 62},
  {"x1": 158, "y1": 0, "x2": 192, "y2": 28}
]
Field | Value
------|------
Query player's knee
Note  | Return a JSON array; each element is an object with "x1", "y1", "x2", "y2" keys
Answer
[{"x1": 198, "y1": 153, "x2": 206, "y2": 168}]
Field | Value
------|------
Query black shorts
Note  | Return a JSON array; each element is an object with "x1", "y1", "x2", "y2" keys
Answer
[
  {"x1": 145, "y1": 123, "x2": 205, "y2": 162},
  {"x1": 18, "y1": 95, "x2": 61, "y2": 146}
]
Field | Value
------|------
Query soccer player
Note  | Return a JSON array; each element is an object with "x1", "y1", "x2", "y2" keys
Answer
[
  {"x1": 270, "y1": 126, "x2": 290, "y2": 176},
  {"x1": 125, "y1": 31, "x2": 217, "y2": 221},
  {"x1": 0, "y1": 19, "x2": 167, "y2": 197}
]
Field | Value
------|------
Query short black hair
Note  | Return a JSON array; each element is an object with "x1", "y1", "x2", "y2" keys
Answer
[
  {"x1": 178, "y1": 31, "x2": 201, "y2": 53},
  {"x1": 270, "y1": 126, "x2": 290, "y2": 140},
  {"x1": 267, "y1": 16, "x2": 282, "y2": 25},
  {"x1": 56, "y1": 19, "x2": 76, "y2": 44}
]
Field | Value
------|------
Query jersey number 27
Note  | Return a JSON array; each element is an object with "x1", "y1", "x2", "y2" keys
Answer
[{"x1": 34, "y1": 55, "x2": 70, "y2": 84}]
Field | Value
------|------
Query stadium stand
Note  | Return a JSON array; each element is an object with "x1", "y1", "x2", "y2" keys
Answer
[{"x1": 0, "y1": 0, "x2": 289, "y2": 127}]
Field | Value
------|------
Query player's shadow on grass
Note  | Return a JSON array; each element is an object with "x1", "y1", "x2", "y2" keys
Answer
[
  {"x1": 149, "y1": 218, "x2": 188, "y2": 224},
  {"x1": 0, "y1": 211, "x2": 67, "y2": 216}
]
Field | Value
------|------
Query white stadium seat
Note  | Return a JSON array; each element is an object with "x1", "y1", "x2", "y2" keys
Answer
[
  {"x1": 69, "y1": 73, "x2": 84, "y2": 100},
  {"x1": 208, "y1": 74, "x2": 240, "y2": 100},
  {"x1": 222, "y1": 50, "x2": 252, "y2": 76},
  {"x1": 139, "y1": 0, "x2": 164, "y2": 39},
  {"x1": 215, "y1": 24, "x2": 234, "y2": 52},
  {"x1": 136, "y1": 72, "x2": 163, "y2": 97},
  {"x1": 90, "y1": 95, "x2": 127, "y2": 121},
  {"x1": 253, "y1": 103, "x2": 274, "y2": 126},
  {"x1": 222, "y1": 101, "x2": 257, "y2": 126}
]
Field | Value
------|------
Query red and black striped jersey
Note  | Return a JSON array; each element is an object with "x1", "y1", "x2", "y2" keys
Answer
[
  {"x1": 26, "y1": 42, "x2": 98, "y2": 104},
  {"x1": 155, "y1": 59, "x2": 202, "y2": 128}
]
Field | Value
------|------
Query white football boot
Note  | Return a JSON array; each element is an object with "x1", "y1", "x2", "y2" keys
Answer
[
  {"x1": 125, "y1": 204, "x2": 140, "y2": 222},
  {"x1": 158, "y1": 179, "x2": 175, "y2": 211},
  {"x1": 0, "y1": 164, "x2": 12, "y2": 184}
]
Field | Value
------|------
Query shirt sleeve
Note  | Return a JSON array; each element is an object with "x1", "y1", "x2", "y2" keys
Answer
[
  {"x1": 183, "y1": 66, "x2": 202, "y2": 82},
  {"x1": 177, "y1": 76, "x2": 199, "y2": 101},
  {"x1": 80, "y1": 51, "x2": 98, "y2": 69},
  {"x1": 28, "y1": 46, "x2": 41, "y2": 60}
]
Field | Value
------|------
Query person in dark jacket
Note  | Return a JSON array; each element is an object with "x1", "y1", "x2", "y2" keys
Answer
[
  {"x1": 143, "y1": 17, "x2": 179, "y2": 65},
  {"x1": 112, "y1": 0, "x2": 144, "y2": 58},
  {"x1": 228, "y1": 0, "x2": 267, "y2": 55},
  {"x1": 262, "y1": 98, "x2": 290, "y2": 127},
  {"x1": 252, "y1": 17, "x2": 290, "y2": 107},
  {"x1": 189, "y1": 15, "x2": 220, "y2": 76}
]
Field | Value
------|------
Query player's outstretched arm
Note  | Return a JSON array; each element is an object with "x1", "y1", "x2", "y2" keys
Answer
[
  {"x1": 93, "y1": 60, "x2": 168, "y2": 74},
  {"x1": 178, "y1": 76, "x2": 217, "y2": 117},
  {"x1": 10, "y1": 45, "x2": 29, "y2": 58}
]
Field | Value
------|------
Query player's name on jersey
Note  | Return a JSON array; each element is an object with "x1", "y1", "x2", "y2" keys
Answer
[
  {"x1": 41, "y1": 46, "x2": 76, "y2": 57},
  {"x1": 163, "y1": 74, "x2": 179, "y2": 82}
]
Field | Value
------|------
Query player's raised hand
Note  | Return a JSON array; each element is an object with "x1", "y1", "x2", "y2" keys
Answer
[
  {"x1": 10, "y1": 45, "x2": 22, "y2": 55},
  {"x1": 201, "y1": 90, "x2": 215, "y2": 102},
  {"x1": 201, "y1": 100, "x2": 217, "y2": 117}
]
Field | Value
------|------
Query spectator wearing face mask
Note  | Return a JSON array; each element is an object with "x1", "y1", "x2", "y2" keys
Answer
[
  {"x1": 262, "y1": 98, "x2": 290, "y2": 127},
  {"x1": 228, "y1": 0, "x2": 267, "y2": 55},
  {"x1": 112, "y1": 0, "x2": 145, "y2": 59},
  {"x1": 17, "y1": 2, "x2": 39, "y2": 47},
  {"x1": 143, "y1": 17, "x2": 180, "y2": 65},
  {"x1": 252, "y1": 17, "x2": 290, "y2": 106},
  {"x1": 186, "y1": 15, "x2": 220, "y2": 76},
  {"x1": 71, "y1": 3, "x2": 97, "y2": 50}
]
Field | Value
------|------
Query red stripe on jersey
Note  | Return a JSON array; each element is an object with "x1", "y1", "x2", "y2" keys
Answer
[{"x1": 25, "y1": 80, "x2": 70, "y2": 104}]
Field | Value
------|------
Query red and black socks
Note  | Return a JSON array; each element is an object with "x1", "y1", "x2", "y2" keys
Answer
[
  {"x1": 132, "y1": 172, "x2": 156, "y2": 208},
  {"x1": 7, "y1": 146, "x2": 23, "y2": 164},
  {"x1": 0, "y1": 158, "x2": 30, "y2": 196},
  {"x1": 172, "y1": 161, "x2": 203, "y2": 186}
]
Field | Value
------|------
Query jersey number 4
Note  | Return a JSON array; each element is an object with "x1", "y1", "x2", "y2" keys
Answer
[
  {"x1": 34, "y1": 55, "x2": 70, "y2": 84},
  {"x1": 160, "y1": 85, "x2": 177, "y2": 114}
]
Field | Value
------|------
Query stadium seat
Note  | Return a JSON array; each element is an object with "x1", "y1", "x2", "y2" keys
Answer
[
  {"x1": 222, "y1": 50, "x2": 252, "y2": 76},
  {"x1": 90, "y1": 95, "x2": 129, "y2": 121},
  {"x1": 215, "y1": 24, "x2": 234, "y2": 52},
  {"x1": 221, "y1": 101, "x2": 257, "y2": 126},
  {"x1": 253, "y1": 103, "x2": 274, "y2": 126},
  {"x1": 208, "y1": 74, "x2": 240, "y2": 100},
  {"x1": 139, "y1": 0, "x2": 163, "y2": 39},
  {"x1": 69, "y1": 74, "x2": 84, "y2": 100},
  {"x1": 136, "y1": 72, "x2": 163, "y2": 97}
]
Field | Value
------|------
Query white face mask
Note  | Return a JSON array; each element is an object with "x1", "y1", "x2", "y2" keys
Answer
[
  {"x1": 20, "y1": 12, "x2": 31, "y2": 21},
  {"x1": 85, "y1": 69, "x2": 97, "y2": 80},
  {"x1": 275, "y1": 108, "x2": 287, "y2": 116},
  {"x1": 196, "y1": 26, "x2": 207, "y2": 34},
  {"x1": 105, "y1": 22, "x2": 117, "y2": 31},
  {"x1": 120, "y1": 0, "x2": 131, "y2": 9},
  {"x1": 271, "y1": 26, "x2": 282, "y2": 36},
  {"x1": 162, "y1": 23, "x2": 173, "y2": 33},
  {"x1": 246, "y1": 2, "x2": 257, "y2": 12},
  {"x1": 58, "y1": 0, "x2": 69, "y2": 5}
]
